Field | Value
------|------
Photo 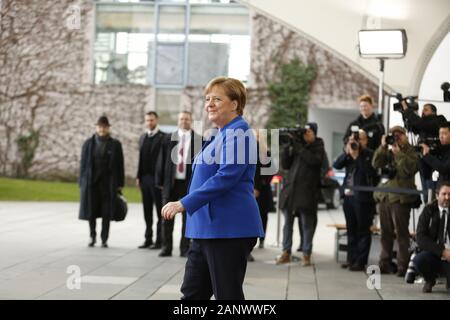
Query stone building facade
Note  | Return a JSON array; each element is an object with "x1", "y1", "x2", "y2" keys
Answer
[{"x1": 0, "y1": 1, "x2": 378, "y2": 181}]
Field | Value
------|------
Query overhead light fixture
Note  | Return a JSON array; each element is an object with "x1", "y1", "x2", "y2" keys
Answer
[
  {"x1": 358, "y1": 29, "x2": 407, "y2": 58},
  {"x1": 357, "y1": 29, "x2": 408, "y2": 129}
]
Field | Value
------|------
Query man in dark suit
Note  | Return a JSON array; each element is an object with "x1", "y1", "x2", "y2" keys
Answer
[
  {"x1": 159, "y1": 111, "x2": 201, "y2": 257},
  {"x1": 414, "y1": 181, "x2": 450, "y2": 293},
  {"x1": 79, "y1": 116, "x2": 124, "y2": 248},
  {"x1": 137, "y1": 111, "x2": 166, "y2": 249}
]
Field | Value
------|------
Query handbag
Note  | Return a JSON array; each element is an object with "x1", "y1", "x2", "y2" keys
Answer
[{"x1": 114, "y1": 191, "x2": 128, "y2": 221}]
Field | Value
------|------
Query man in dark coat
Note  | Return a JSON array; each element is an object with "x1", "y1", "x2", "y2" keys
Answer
[
  {"x1": 79, "y1": 116, "x2": 125, "y2": 248},
  {"x1": 414, "y1": 181, "x2": 450, "y2": 293},
  {"x1": 343, "y1": 94, "x2": 385, "y2": 151},
  {"x1": 277, "y1": 122, "x2": 325, "y2": 266},
  {"x1": 158, "y1": 111, "x2": 202, "y2": 257},
  {"x1": 137, "y1": 111, "x2": 167, "y2": 249}
]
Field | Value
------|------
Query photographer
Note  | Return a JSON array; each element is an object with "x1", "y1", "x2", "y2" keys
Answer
[
  {"x1": 372, "y1": 126, "x2": 420, "y2": 276},
  {"x1": 344, "y1": 95, "x2": 385, "y2": 151},
  {"x1": 333, "y1": 130, "x2": 378, "y2": 271},
  {"x1": 421, "y1": 122, "x2": 450, "y2": 183},
  {"x1": 277, "y1": 122, "x2": 325, "y2": 266},
  {"x1": 402, "y1": 102, "x2": 446, "y2": 201}
]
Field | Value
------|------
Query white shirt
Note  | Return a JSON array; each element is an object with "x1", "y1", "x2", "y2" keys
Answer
[
  {"x1": 175, "y1": 129, "x2": 192, "y2": 180},
  {"x1": 147, "y1": 126, "x2": 159, "y2": 137}
]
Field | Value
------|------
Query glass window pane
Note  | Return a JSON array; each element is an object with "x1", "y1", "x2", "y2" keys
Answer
[
  {"x1": 155, "y1": 44, "x2": 185, "y2": 85},
  {"x1": 158, "y1": 5, "x2": 186, "y2": 35},
  {"x1": 96, "y1": 3, "x2": 155, "y2": 33}
]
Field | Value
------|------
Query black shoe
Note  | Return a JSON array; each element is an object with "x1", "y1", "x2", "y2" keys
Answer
[
  {"x1": 180, "y1": 251, "x2": 188, "y2": 258},
  {"x1": 158, "y1": 251, "x2": 172, "y2": 257},
  {"x1": 149, "y1": 243, "x2": 162, "y2": 250},
  {"x1": 88, "y1": 239, "x2": 96, "y2": 247},
  {"x1": 296, "y1": 245, "x2": 302, "y2": 252},
  {"x1": 379, "y1": 262, "x2": 392, "y2": 274},
  {"x1": 102, "y1": 243, "x2": 108, "y2": 248},
  {"x1": 349, "y1": 264, "x2": 365, "y2": 272},
  {"x1": 422, "y1": 279, "x2": 436, "y2": 293},
  {"x1": 138, "y1": 242, "x2": 152, "y2": 249},
  {"x1": 396, "y1": 269, "x2": 406, "y2": 277},
  {"x1": 341, "y1": 263, "x2": 349, "y2": 269},
  {"x1": 247, "y1": 254, "x2": 255, "y2": 262}
]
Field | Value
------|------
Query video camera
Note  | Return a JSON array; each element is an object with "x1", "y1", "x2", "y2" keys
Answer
[
  {"x1": 392, "y1": 93, "x2": 419, "y2": 112},
  {"x1": 279, "y1": 125, "x2": 307, "y2": 145}
]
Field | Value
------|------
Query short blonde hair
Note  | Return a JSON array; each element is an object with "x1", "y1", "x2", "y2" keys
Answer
[
  {"x1": 204, "y1": 77, "x2": 247, "y2": 116},
  {"x1": 358, "y1": 94, "x2": 373, "y2": 105}
]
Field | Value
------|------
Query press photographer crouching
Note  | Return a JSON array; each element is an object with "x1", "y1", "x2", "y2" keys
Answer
[
  {"x1": 421, "y1": 122, "x2": 450, "y2": 184},
  {"x1": 277, "y1": 122, "x2": 325, "y2": 266},
  {"x1": 333, "y1": 128, "x2": 378, "y2": 271},
  {"x1": 400, "y1": 99, "x2": 446, "y2": 202},
  {"x1": 414, "y1": 181, "x2": 450, "y2": 293},
  {"x1": 372, "y1": 126, "x2": 420, "y2": 276}
]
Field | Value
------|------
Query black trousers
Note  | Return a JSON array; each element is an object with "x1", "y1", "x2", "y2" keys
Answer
[
  {"x1": 413, "y1": 251, "x2": 450, "y2": 286},
  {"x1": 161, "y1": 179, "x2": 190, "y2": 254},
  {"x1": 89, "y1": 179, "x2": 111, "y2": 243},
  {"x1": 181, "y1": 238, "x2": 257, "y2": 300},
  {"x1": 343, "y1": 197, "x2": 374, "y2": 266},
  {"x1": 140, "y1": 174, "x2": 163, "y2": 245}
]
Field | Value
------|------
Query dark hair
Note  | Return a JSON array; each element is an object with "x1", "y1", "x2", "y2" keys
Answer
[
  {"x1": 436, "y1": 181, "x2": 450, "y2": 193},
  {"x1": 424, "y1": 103, "x2": 437, "y2": 114},
  {"x1": 146, "y1": 111, "x2": 158, "y2": 118},
  {"x1": 439, "y1": 122, "x2": 450, "y2": 131}
]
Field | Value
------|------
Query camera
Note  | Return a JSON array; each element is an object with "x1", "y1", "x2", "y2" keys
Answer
[
  {"x1": 392, "y1": 93, "x2": 419, "y2": 112},
  {"x1": 349, "y1": 125, "x2": 360, "y2": 151},
  {"x1": 442, "y1": 82, "x2": 450, "y2": 102},
  {"x1": 385, "y1": 133, "x2": 398, "y2": 145},
  {"x1": 279, "y1": 125, "x2": 306, "y2": 145},
  {"x1": 380, "y1": 165, "x2": 397, "y2": 180},
  {"x1": 414, "y1": 137, "x2": 441, "y2": 154}
]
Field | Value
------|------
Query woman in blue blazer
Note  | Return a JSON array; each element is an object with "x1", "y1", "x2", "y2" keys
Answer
[{"x1": 162, "y1": 77, "x2": 264, "y2": 300}]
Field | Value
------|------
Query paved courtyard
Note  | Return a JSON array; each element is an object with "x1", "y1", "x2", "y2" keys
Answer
[{"x1": 0, "y1": 202, "x2": 449, "y2": 300}]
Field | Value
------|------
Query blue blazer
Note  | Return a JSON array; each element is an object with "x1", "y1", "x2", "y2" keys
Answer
[{"x1": 180, "y1": 116, "x2": 265, "y2": 239}]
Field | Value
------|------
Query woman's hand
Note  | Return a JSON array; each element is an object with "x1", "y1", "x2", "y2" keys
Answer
[{"x1": 162, "y1": 201, "x2": 184, "y2": 220}]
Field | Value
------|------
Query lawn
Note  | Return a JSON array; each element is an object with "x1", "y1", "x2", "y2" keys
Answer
[{"x1": 0, "y1": 177, "x2": 142, "y2": 203}]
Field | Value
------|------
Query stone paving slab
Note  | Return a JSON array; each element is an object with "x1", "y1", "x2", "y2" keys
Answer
[{"x1": 0, "y1": 201, "x2": 449, "y2": 300}]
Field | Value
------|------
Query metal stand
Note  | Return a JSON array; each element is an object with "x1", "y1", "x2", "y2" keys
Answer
[{"x1": 276, "y1": 182, "x2": 281, "y2": 247}]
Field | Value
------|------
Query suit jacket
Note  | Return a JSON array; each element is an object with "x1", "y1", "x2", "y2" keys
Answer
[
  {"x1": 159, "y1": 130, "x2": 202, "y2": 204},
  {"x1": 417, "y1": 201, "x2": 449, "y2": 258},
  {"x1": 180, "y1": 116, "x2": 264, "y2": 239},
  {"x1": 136, "y1": 130, "x2": 166, "y2": 181}
]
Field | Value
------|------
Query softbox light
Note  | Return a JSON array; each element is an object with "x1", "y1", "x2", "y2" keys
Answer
[{"x1": 358, "y1": 29, "x2": 407, "y2": 58}]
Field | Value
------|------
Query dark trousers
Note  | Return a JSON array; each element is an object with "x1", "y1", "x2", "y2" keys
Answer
[
  {"x1": 413, "y1": 251, "x2": 450, "y2": 286},
  {"x1": 282, "y1": 209, "x2": 317, "y2": 255},
  {"x1": 258, "y1": 207, "x2": 268, "y2": 241},
  {"x1": 343, "y1": 197, "x2": 374, "y2": 266},
  {"x1": 161, "y1": 179, "x2": 190, "y2": 254},
  {"x1": 89, "y1": 179, "x2": 111, "y2": 243},
  {"x1": 377, "y1": 201, "x2": 411, "y2": 271},
  {"x1": 140, "y1": 174, "x2": 162, "y2": 245},
  {"x1": 181, "y1": 238, "x2": 257, "y2": 300}
]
